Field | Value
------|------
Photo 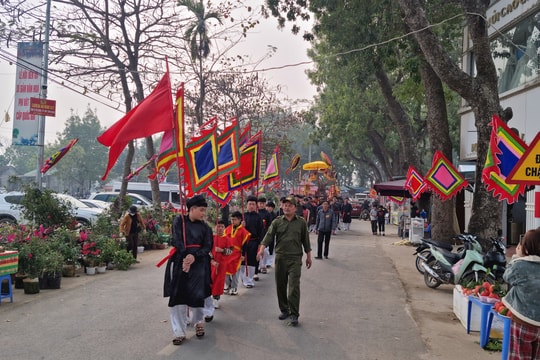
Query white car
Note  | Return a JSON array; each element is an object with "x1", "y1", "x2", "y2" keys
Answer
[
  {"x1": 0, "y1": 192, "x2": 103, "y2": 226},
  {"x1": 80, "y1": 199, "x2": 111, "y2": 209},
  {"x1": 88, "y1": 192, "x2": 153, "y2": 208}
]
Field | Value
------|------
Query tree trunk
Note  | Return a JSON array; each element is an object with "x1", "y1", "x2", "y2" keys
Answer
[
  {"x1": 397, "y1": 0, "x2": 503, "y2": 239},
  {"x1": 418, "y1": 59, "x2": 455, "y2": 241},
  {"x1": 374, "y1": 66, "x2": 421, "y2": 175}
]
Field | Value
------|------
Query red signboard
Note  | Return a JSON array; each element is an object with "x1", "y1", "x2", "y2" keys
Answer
[{"x1": 29, "y1": 97, "x2": 56, "y2": 117}]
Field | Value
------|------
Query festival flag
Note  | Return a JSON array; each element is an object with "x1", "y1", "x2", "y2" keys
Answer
[
  {"x1": 425, "y1": 150, "x2": 469, "y2": 200},
  {"x1": 206, "y1": 182, "x2": 232, "y2": 207},
  {"x1": 97, "y1": 72, "x2": 174, "y2": 180},
  {"x1": 217, "y1": 118, "x2": 240, "y2": 175},
  {"x1": 41, "y1": 138, "x2": 79, "y2": 174},
  {"x1": 262, "y1": 145, "x2": 280, "y2": 185},
  {"x1": 405, "y1": 166, "x2": 428, "y2": 201},
  {"x1": 239, "y1": 122, "x2": 251, "y2": 147},
  {"x1": 184, "y1": 124, "x2": 218, "y2": 196},
  {"x1": 228, "y1": 131, "x2": 262, "y2": 191},
  {"x1": 482, "y1": 114, "x2": 528, "y2": 203},
  {"x1": 125, "y1": 154, "x2": 158, "y2": 181},
  {"x1": 147, "y1": 130, "x2": 175, "y2": 182},
  {"x1": 389, "y1": 196, "x2": 405, "y2": 205}
]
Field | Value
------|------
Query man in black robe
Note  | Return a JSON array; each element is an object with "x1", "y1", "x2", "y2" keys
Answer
[
  {"x1": 241, "y1": 195, "x2": 264, "y2": 287},
  {"x1": 163, "y1": 195, "x2": 213, "y2": 345}
]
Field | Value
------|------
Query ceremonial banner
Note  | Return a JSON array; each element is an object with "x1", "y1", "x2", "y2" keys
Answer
[
  {"x1": 482, "y1": 115, "x2": 527, "y2": 203},
  {"x1": 41, "y1": 138, "x2": 79, "y2": 174},
  {"x1": 13, "y1": 42, "x2": 42, "y2": 146},
  {"x1": 389, "y1": 196, "x2": 405, "y2": 205},
  {"x1": 228, "y1": 132, "x2": 261, "y2": 191},
  {"x1": 425, "y1": 150, "x2": 469, "y2": 200},
  {"x1": 405, "y1": 166, "x2": 428, "y2": 201},
  {"x1": 262, "y1": 145, "x2": 280, "y2": 185},
  {"x1": 217, "y1": 119, "x2": 240, "y2": 175},
  {"x1": 206, "y1": 177, "x2": 232, "y2": 207},
  {"x1": 184, "y1": 125, "x2": 218, "y2": 196},
  {"x1": 97, "y1": 72, "x2": 174, "y2": 180},
  {"x1": 148, "y1": 84, "x2": 186, "y2": 182}
]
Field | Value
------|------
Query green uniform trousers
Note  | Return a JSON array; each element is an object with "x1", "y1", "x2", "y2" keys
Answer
[{"x1": 274, "y1": 255, "x2": 303, "y2": 317}]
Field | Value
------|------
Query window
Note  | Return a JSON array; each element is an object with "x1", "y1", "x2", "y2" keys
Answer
[{"x1": 492, "y1": 11, "x2": 540, "y2": 93}]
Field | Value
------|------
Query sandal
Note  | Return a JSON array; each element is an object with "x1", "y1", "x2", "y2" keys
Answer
[
  {"x1": 195, "y1": 323, "x2": 205, "y2": 338},
  {"x1": 172, "y1": 336, "x2": 185, "y2": 345}
]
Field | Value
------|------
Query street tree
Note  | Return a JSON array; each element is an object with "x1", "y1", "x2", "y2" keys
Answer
[{"x1": 397, "y1": 0, "x2": 506, "y2": 238}]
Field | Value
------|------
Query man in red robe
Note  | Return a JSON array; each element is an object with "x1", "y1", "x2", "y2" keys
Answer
[
  {"x1": 210, "y1": 220, "x2": 232, "y2": 308},
  {"x1": 224, "y1": 211, "x2": 250, "y2": 295}
]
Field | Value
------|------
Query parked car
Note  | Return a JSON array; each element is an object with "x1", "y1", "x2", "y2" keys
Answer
[
  {"x1": 87, "y1": 192, "x2": 152, "y2": 208},
  {"x1": 80, "y1": 199, "x2": 111, "y2": 209},
  {"x1": 0, "y1": 192, "x2": 103, "y2": 226},
  {"x1": 350, "y1": 201, "x2": 363, "y2": 219}
]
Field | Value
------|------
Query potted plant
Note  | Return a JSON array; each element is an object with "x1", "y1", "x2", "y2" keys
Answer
[
  {"x1": 39, "y1": 250, "x2": 64, "y2": 289},
  {"x1": 113, "y1": 249, "x2": 137, "y2": 271},
  {"x1": 17, "y1": 237, "x2": 46, "y2": 294},
  {"x1": 81, "y1": 240, "x2": 101, "y2": 275}
]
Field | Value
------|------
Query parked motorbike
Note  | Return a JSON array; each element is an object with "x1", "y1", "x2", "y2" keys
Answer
[
  {"x1": 414, "y1": 238, "x2": 460, "y2": 274},
  {"x1": 422, "y1": 234, "x2": 490, "y2": 289},
  {"x1": 483, "y1": 236, "x2": 507, "y2": 281},
  {"x1": 360, "y1": 209, "x2": 370, "y2": 221}
]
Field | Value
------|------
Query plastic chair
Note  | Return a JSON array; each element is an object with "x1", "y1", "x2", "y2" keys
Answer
[
  {"x1": 486, "y1": 309, "x2": 511, "y2": 360},
  {"x1": 0, "y1": 274, "x2": 14, "y2": 303},
  {"x1": 467, "y1": 296, "x2": 493, "y2": 347}
]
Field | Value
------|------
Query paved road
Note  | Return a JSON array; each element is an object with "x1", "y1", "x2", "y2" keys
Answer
[{"x1": 0, "y1": 220, "x2": 500, "y2": 359}]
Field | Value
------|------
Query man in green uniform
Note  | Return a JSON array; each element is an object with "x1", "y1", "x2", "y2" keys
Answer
[{"x1": 257, "y1": 196, "x2": 312, "y2": 326}]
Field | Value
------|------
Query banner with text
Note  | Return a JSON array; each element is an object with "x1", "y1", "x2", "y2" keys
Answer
[{"x1": 12, "y1": 42, "x2": 42, "y2": 146}]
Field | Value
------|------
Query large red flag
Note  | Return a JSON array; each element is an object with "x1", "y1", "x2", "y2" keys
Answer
[{"x1": 97, "y1": 72, "x2": 174, "y2": 180}]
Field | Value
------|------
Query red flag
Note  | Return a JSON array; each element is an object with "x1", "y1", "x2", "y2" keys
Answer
[{"x1": 97, "y1": 72, "x2": 174, "y2": 180}]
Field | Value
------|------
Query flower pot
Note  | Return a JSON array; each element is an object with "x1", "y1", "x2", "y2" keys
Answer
[
  {"x1": 86, "y1": 267, "x2": 97, "y2": 275},
  {"x1": 106, "y1": 262, "x2": 115, "y2": 270},
  {"x1": 14, "y1": 273, "x2": 27, "y2": 289},
  {"x1": 39, "y1": 273, "x2": 62, "y2": 289},
  {"x1": 62, "y1": 264, "x2": 77, "y2": 277},
  {"x1": 137, "y1": 246, "x2": 145, "y2": 254},
  {"x1": 22, "y1": 278, "x2": 40, "y2": 294},
  {"x1": 96, "y1": 265, "x2": 106, "y2": 274}
]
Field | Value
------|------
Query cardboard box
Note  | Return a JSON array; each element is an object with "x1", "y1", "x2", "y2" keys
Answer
[{"x1": 0, "y1": 251, "x2": 18, "y2": 276}]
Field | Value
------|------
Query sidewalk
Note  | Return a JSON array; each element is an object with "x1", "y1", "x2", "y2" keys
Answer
[{"x1": 365, "y1": 220, "x2": 500, "y2": 359}]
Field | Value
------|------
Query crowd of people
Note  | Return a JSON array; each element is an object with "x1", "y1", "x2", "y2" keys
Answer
[{"x1": 160, "y1": 193, "x2": 389, "y2": 346}]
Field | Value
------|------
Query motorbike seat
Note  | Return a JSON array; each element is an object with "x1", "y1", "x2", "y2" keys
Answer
[
  {"x1": 435, "y1": 247, "x2": 463, "y2": 263},
  {"x1": 422, "y1": 238, "x2": 453, "y2": 252}
]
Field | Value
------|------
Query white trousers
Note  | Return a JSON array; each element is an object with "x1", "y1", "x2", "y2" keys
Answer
[
  {"x1": 203, "y1": 296, "x2": 214, "y2": 318},
  {"x1": 226, "y1": 270, "x2": 239, "y2": 289},
  {"x1": 169, "y1": 305, "x2": 204, "y2": 337},
  {"x1": 240, "y1": 265, "x2": 255, "y2": 286},
  {"x1": 264, "y1": 247, "x2": 275, "y2": 267}
]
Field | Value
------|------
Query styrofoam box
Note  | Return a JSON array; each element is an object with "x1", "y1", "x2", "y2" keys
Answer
[
  {"x1": 453, "y1": 286, "x2": 505, "y2": 337},
  {"x1": 453, "y1": 286, "x2": 481, "y2": 331}
]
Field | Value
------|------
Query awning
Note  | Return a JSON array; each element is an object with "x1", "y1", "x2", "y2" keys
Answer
[{"x1": 373, "y1": 179, "x2": 411, "y2": 197}]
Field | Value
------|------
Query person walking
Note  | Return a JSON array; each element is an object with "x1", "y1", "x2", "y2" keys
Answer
[
  {"x1": 369, "y1": 205, "x2": 378, "y2": 235},
  {"x1": 502, "y1": 228, "x2": 540, "y2": 360},
  {"x1": 119, "y1": 205, "x2": 145, "y2": 261},
  {"x1": 341, "y1": 198, "x2": 353, "y2": 231},
  {"x1": 315, "y1": 200, "x2": 335, "y2": 259},
  {"x1": 257, "y1": 196, "x2": 312, "y2": 326},
  {"x1": 163, "y1": 195, "x2": 213, "y2": 345},
  {"x1": 224, "y1": 211, "x2": 250, "y2": 296},
  {"x1": 241, "y1": 196, "x2": 264, "y2": 287},
  {"x1": 209, "y1": 220, "x2": 231, "y2": 310},
  {"x1": 376, "y1": 205, "x2": 388, "y2": 236}
]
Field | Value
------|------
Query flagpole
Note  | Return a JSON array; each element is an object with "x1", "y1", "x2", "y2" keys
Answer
[{"x1": 36, "y1": 0, "x2": 51, "y2": 190}]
